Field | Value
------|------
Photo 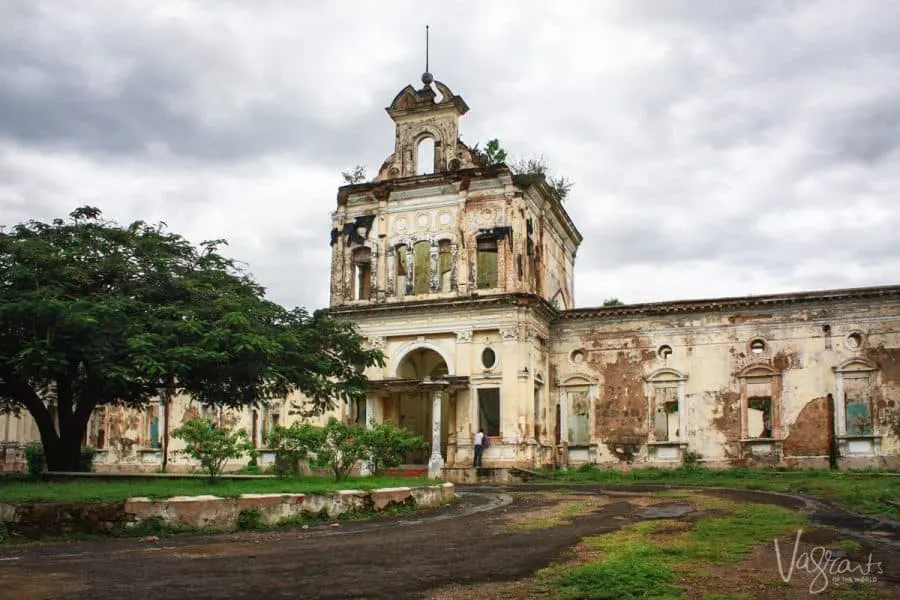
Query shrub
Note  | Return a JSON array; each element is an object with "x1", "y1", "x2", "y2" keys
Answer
[
  {"x1": 313, "y1": 418, "x2": 369, "y2": 481},
  {"x1": 236, "y1": 509, "x2": 263, "y2": 531},
  {"x1": 267, "y1": 422, "x2": 325, "y2": 477},
  {"x1": 171, "y1": 418, "x2": 254, "y2": 481},
  {"x1": 362, "y1": 422, "x2": 427, "y2": 475},
  {"x1": 23, "y1": 442, "x2": 45, "y2": 477},
  {"x1": 78, "y1": 446, "x2": 96, "y2": 472}
]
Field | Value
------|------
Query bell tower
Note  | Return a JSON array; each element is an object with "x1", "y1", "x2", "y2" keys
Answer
[{"x1": 374, "y1": 27, "x2": 472, "y2": 181}]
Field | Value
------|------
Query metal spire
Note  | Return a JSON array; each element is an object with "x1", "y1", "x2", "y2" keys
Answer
[{"x1": 421, "y1": 25, "x2": 434, "y2": 85}]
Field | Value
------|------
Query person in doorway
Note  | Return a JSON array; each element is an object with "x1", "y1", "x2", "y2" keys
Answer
[{"x1": 473, "y1": 428, "x2": 485, "y2": 468}]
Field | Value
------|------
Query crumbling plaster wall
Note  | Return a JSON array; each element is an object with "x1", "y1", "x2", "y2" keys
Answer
[{"x1": 551, "y1": 297, "x2": 900, "y2": 468}]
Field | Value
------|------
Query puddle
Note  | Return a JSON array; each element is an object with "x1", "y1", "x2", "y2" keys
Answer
[{"x1": 635, "y1": 503, "x2": 695, "y2": 519}]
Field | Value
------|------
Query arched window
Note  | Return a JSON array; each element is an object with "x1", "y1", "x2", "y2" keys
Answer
[{"x1": 417, "y1": 137, "x2": 435, "y2": 175}]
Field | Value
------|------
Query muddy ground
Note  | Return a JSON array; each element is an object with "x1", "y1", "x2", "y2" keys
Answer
[{"x1": 1, "y1": 484, "x2": 899, "y2": 600}]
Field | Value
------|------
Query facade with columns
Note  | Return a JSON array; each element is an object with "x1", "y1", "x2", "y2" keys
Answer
[{"x1": 4, "y1": 74, "x2": 900, "y2": 476}]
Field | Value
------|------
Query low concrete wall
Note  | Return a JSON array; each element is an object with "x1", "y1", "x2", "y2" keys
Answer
[{"x1": 0, "y1": 483, "x2": 454, "y2": 539}]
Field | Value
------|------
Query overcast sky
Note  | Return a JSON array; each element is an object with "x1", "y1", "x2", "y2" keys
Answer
[{"x1": 2, "y1": 1, "x2": 899, "y2": 310}]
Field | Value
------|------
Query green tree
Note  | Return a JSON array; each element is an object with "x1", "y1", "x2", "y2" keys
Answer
[
  {"x1": 472, "y1": 138, "x2": 508, "y2": 167},
  {"x1": 313, "y1": 417, "x2": 369, "y2": 481},
  {"x1": 510, "y1": 156, "x2": 574, "y2": 202},
  {"x1": 362, "y1": 421, "x2": 426, "y2": 475},
  {"x1": 0, "y1": 207, "x2": 384, "y2": 471},
  {"x1": 171, "y1": 418, "x2": 254, "y2": 480},
  {"x1": 602, "y1": 298, "x2": 625, "y2": 306},
  {"x1": 266, "y1": 421, "x2": 325, "y2": 477}
]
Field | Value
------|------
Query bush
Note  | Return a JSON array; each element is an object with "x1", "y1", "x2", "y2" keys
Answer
[
  {"x1": 313, "y1": 418, "x2": 369, "y2": 481},
  {"x1": 171, "y1": 418, "x2": 254, "y2": 481},
  {"x1": 23, "y1": 442, "x2": 45, "y2": 477},
  {"x1": 267, "y1": 422, "x2": 325, "y2": 477},
  {"x1": 363, "y1": 422, "x2": 426, "y2": 475},
  {"x1": 78, "y1": 446, "x2": 96, "y2": 472},
  {"x1": 236, "y1": 509, "x2": 263, "y2": 531}
]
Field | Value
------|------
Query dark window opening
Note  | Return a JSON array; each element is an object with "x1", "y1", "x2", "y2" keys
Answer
[
  {"x1": 481, "y1": 347, "x2": 496, "y2": 369},
  {"x1": 478, "y1": 388, "x2": 501, "y2": 437}
]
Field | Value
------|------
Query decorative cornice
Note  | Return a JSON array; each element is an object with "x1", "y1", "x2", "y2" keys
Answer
[{"x1": 559, "y1": 284, "x2": 900, "y2": 320}]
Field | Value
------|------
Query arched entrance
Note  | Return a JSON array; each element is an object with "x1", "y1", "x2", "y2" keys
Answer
[{"x1": 386, "y1": 348, "x2": 450, "y2": 467}]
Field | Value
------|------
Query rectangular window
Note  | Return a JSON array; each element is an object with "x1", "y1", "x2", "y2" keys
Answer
[
  {"x1": 476, "y1": 236, "x2": 498, "y2": 289},
  {"x1": 438, "y1": 239, "x2": 452, "y2": 292},
  {"x1": 567, "y1": 389, "x2": 590, "y2": 445},
  {"x1": 652, "y1": 386, "x2": 678, "y2": 442},
  {"x1": 395, "y1": 245, "x2": 408, "y2": 297},
  {"x1": 352, "y1": 247, "x2": 372, "y2": 300},
  {"x1": 533, "y1": 385, "x2": 542, "y2": 440},
  {"x1": 844, "y1": 377, "x2": 873, "y2": 435},
  {"x1": 414, "y1": 241, "x2": 431, "y2": 295},
  {"x1": 478, "y1": 388, "x2": 501, "y2": 436},
  {"x1": 743, "y1": 378, "x2": 774, "y2": 439},
  {"x1": 747, "y1": 396, "x2": 773, "y2": 438}
]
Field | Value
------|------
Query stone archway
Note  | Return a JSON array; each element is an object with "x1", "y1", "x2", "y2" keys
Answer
[{"x1": 388, "y1": 347, "x2": 451, "y2": 476}]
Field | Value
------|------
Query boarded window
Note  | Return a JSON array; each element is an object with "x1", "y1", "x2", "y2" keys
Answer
[
  {"x1": 352, "y1": 247, "x2": 371, "y2": 300},
  {"x1": 478, "y1": 388, "x2": 501, "y2": 436},
  {"x1": 844, "y1": 377, "x2": 873, "y2": 435},
  {"x1": 395, "y1": 245, "x2": 408, "y2": 297},
  {"x1": 476, "y1": 236, "x2": 498, "y2": 289},
  {"x1": 568, "y1": 389, "x2": 590, "y2": 445},
  {"x1": 438, "y1": 239, "x2": 452, "y2": 292},
  {"x1": 413, "y1": 241, "x2": 431, "y2": 295},
  {"x1": 652, "y1": 386, "x2": 678, "y2": 442}
]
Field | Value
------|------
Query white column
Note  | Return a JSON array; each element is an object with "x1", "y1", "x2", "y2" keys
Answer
[
  {"x1": 835, "y1": 374, "x2": 846, "y2": 436},
  {"x1": 428, "y1": 389, "x2": 443, "y2": 478},
  {"x1": 677, "y1": 380, "x2": 686, "y2": 442}
]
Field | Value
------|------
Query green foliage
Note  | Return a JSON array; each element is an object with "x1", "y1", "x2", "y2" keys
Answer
[
  {"x1": 363, "y1": 421, "x2": 427, "y2": 475},
  {"x1": 472, "y1": 138, "x2": 508, "y2": 167},
  {"x1": 266, "y1": 421, "x2": 325, "y2": 477},
  {"x1": 171, "y1": 418, "x2": 254, "y2": 480},
  {"x1": 539, "y1": 498, "x2": 806, "y2": 599},
  {"x1": 602, "y1": 298, "x2": 625, "y2": 306},
  {"x1": 23, "y1": 442, "x2": 45, "y2": 476},
  {"x1": 509, "y1": 156, "x2": 574, "y2": 202},
  {"x1": 313, "y1": 418, "x2": 369, "y2": 481},
  {"x1": 236, "y1": 508, "x2": 263, "y2": 531},
  {"x1": 341, "y1": 164, "x2": 367, "y2": 184},
  {"x1": 0, "y1": 207, "x2": 383, "y2": 471},
  {"x1": 78, "y1": 446, "x2": 96, "y2": 472}
]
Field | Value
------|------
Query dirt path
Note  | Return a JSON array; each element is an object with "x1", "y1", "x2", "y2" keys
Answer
[{"x1": 1, "y1": 485, "x2": 898, "y2": 600}]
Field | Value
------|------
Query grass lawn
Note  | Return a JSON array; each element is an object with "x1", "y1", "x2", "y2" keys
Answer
[
  {"x1": 535, "y1": 493, "x2": 887, "y2": 599},
  {"x1": 0, "y1": 475, "x2": 437, "y2": 504},
  {"x1": 542, "y1": 466, "x2": 900, "y2": 521}
]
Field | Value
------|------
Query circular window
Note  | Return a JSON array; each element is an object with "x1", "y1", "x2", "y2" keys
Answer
[
  {"x1": 846, "y1": 332, "x2": 864, "y2": 350},
  {"x1": 570, "y1": 350, "x2": 585, "y2": 364},
  {"x1": 657, "y1": 344, "x2": 673, "y2": 359},
  {"x1": 481, "y1": 347, "x2": 496, "y2": 369},
  {"x1": 750, "y1": 339, "x2": 766, "y2": 355}
]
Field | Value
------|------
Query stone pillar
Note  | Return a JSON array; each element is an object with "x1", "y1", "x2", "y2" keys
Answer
[
  {"x1": 428, "y1": 389, "x2": 442, "y2": 478},
  {"x1": 429, "y1": 240, "x2": 439, "y2": 292},
  {"x1": 421, "y1": 380, "x2": 448, "y2": 478},
  {"x1": 450, "y1": 243, "x2": 458, "y2": 291}
]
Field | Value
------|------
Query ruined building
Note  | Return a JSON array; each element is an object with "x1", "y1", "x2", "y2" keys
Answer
[{"x1": 3, "y1": 73, "x2": 900, "y2": 476}]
